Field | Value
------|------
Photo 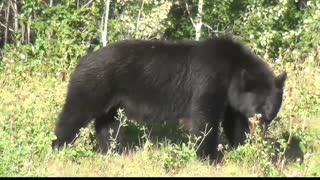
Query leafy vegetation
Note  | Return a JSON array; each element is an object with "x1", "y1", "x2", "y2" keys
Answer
[{"x1": 1, "y1": 0, "x2": 320, "y2": 177}]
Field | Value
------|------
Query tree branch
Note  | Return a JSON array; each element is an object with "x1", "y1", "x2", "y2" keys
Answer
[
  {"x1": 0, "y1": 22, "x2": 14, "y2": 32},
  {"x1": 184, "y1": 0, "x2": 196, "y2": 28},
  {"x1": 135, "y1": 0, "x2": 145, "y2": 38},
  {"x1": 82, "y1": 0, "x2": 94, "y2": 8}
]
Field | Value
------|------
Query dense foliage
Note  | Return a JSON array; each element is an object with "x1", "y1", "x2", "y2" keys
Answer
[{"x1": 0, "y1": 0, "x2": 319, "y2": 177}]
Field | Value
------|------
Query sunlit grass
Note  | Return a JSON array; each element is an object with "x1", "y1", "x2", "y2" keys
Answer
[{"x1": 0, "y1": 61, "x2": 319, "y2": 177}]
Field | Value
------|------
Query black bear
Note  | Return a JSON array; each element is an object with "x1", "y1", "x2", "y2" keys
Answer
[{"x1": 52, "y1": 37, "x2": 287, "y2": 160}]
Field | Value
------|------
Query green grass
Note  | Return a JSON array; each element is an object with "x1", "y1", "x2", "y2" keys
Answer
[{"x1": 0, "y1": 62, "x2": 320, "y2": 177}]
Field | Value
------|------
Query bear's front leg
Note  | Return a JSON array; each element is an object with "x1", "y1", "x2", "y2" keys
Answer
[
  {"x1": 222, "y1": 105, "x2": 250, "y2": 148},
  {"x1": 190, "y1": 92, "x2": 226, "y2": 162},
  {"x1": 94, "y1": 106, "x2": 125, "y2": 154}
]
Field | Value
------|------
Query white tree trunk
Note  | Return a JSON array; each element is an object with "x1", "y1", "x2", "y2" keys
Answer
[
  {"x1": 101, "y1": 0, "x2": 111, "y2": 47},
  {"x1": 4, "y1": 1, "x2": 10, "y2": 44},
  {"x1": 195, "y1": 0, "x2": 203, "y2": 41},
  {"x1": 185, "y1": 0, "x2": 204, "y2": 41}
]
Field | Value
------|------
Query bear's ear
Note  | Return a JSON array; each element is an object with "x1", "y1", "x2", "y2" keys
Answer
[
  {"x1": 275, "y1": 72, "x2": 287, "y2": 89},
  {"x1": 240, "y1": 69, "x2": 254, "y2": 91}
]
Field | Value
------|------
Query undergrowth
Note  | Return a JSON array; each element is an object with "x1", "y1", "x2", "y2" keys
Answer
[{"x1": 0, "y1": 61, "x2": 319, "y2": 177}]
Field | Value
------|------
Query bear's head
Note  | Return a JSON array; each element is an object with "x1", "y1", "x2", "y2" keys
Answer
[{"x1": 228, "y1": 69, "x2": 287, "y2": 125}]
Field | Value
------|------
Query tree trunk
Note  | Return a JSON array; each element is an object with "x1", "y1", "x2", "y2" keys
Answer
[
  {"x1": 185, "y1": 0, "x2": 204, "y2": 41},
  {"x1": 195, "y1": 0, "x2": 203, "y2": 41},
  {"x1": 101, "y1": 0, "x2": 111, "y2": 47}
]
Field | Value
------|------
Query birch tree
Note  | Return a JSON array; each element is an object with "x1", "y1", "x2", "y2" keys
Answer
[
  {"x1": 185, "y1": 0, "x2": 204, "y2": 40},
  {"x1": 101, "y1": 0, "x2": 111, "y2": 47}
]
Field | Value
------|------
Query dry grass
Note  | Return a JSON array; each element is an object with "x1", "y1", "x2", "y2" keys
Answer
[{"x1": 1, "y1": 62, "x2": 320, "y2": 177}]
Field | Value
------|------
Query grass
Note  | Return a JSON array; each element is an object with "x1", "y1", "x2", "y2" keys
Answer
[{"x1": 0, "y1": 61, "x2": 320, "y2": 177}]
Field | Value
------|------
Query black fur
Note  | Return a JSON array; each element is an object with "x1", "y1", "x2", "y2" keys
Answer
[{"x1": 52, "y1": 37, "x2": 287, "y2": 161}]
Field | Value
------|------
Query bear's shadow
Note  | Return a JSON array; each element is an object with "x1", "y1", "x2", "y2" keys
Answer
[
  {"x1": 273, "y1": 133, "x2": 305, "y2": 164},
  {"x1": 118, "y1": 120, "x2": 191, "y2": 151},
  {"x1": 100, "y1": 120, "x2": 305, "y2": 165}
]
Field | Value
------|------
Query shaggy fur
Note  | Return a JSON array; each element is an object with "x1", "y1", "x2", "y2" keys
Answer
[{"x1": 52, "y1": 37, "x2": 287, "y2": 160}]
